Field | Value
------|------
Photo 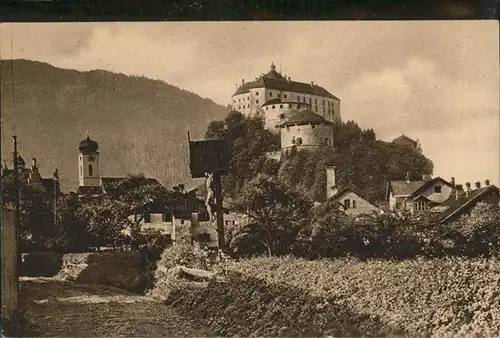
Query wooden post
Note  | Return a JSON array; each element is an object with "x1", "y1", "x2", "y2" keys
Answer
[
  {"x1": 213, "y1": 172, "x2": 224, "y2": 251},
  {"x1": 2, "y1": 209, "x2": 19, "y2": 320}
]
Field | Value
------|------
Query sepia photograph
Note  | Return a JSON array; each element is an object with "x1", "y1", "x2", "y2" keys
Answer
[{"x1": 1, "y1": 20, "x2": 499, "y2": 337}]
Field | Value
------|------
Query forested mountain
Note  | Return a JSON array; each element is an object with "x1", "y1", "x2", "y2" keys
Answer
[{"x1": 1, "y1": 59, "x2": 229, "y2": 191}]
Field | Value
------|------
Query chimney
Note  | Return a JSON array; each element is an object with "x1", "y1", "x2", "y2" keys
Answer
[
  {"x1": 241, "y1": 79, "x2": 244, "y2": 85},
  {"x1": 288, "y1": 76, "x2": 291, "y2": 82},
  {"x1": 450, "y1": 177, "x2": 455, "y2": 188},
  {"x1": 406, "y1": 172, "x2": 410, "y2": 184},
  {"x1": 465, "y1": 182, "x2": 471, "y2": 197},
  {"x1": 326, "y1": 165, "x2": 338, "y2": 199},
  {"x1": 455, "y1": 184, "x2": 463, "y2": 200},
  {"x1": 53, "y1": 168, "x2": 59, "y2": 180},
  {"x1": 475, "y1": 181, "x2": 481, "y2": 189},
  {"x1": 485, "y1": 179, "x2": 490, "y2": 186},
  {"x1": 31, "y1": 158, "x2": 38, "y2": 171},
  {"x1": 311, "y1": 81, "x2": 314, "y2": 87}
]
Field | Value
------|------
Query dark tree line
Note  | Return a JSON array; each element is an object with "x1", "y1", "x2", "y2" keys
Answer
[{"x1": 205, "y1": 111, "x2": 433, "y2": 203}]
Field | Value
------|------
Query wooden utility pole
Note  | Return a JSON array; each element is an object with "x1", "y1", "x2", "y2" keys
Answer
[
  {"x1": 12, "y1": 135, "x2": 21, "y2": 277},
  {"x1": 53, "y1": 168, "x2": 59, "y2": 225},
  {"x1": 1, "y1": 209, "x2": 19, "y2": 320},
  {"x1": 213, "y1": 172, "x2": 224, "y2": 251}
]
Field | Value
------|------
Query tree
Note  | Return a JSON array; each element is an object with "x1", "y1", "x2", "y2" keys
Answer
[
  {"x1": 75, "y1": 196, "x2": 130, "y2": 250},
  {"x1": 205, "y1": 111, "x2": 280, "y2": 197},
  {"x1": 103, "y1": 173, "x2": 174, "y2": 239},
  {"x1": 232, "y1": 174, "x2": 313, "y2": 256},
  {"x1": 1, "y1": 169, "x2": 53, "y2": 251}
]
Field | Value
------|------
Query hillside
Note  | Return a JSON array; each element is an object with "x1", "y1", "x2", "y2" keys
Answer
[{"x1": 1, "y1": 59, "x2": 229, "y2": 191}]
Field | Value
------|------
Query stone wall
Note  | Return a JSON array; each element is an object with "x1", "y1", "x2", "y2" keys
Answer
[{"x1": 56, "y1": 251, "x2": 149, "y2": 293}]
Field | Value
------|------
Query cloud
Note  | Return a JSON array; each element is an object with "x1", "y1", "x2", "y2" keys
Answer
[{"x1": 339, "y1": 57, "x2": 498, "y2": 137}]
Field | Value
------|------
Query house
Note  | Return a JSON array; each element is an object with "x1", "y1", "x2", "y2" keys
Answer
[
  {"x1": 386, "y1": 174, "x2": 454, "y2": 212},
  {"x1": 314, "y1": 165, "x2": 382, "y2": 216},
  {"x1": 2, "y1": 156, "x2": 60, "y2": 198},
  {"x1": 431, "y1": 180, "x2": 500, "y2": 224},
  {"x1": 325, "y1": 187, "x2": 382, "y2": 216},
  {"x1": 392, "y1": 134, "x2": 422, "y2": 152}
]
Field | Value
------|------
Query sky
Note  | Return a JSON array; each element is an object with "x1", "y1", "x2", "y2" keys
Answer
[{"x1": 1, "y1": 21, "x2": 498, "y2": 186}]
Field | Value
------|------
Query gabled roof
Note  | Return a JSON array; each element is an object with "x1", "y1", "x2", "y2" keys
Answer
[
  {"x1": 325, "y1": 187, "x2": 381, "y2": 210},
  {"x1": 438, "y1": 185, "x2": 500, "y2": 223},
  {"x1": 410, "y1": 177, "x2": 453, "y2": 197},
  {"x1": 386, "y1": 180, "x2": 428, "y2": 199},
  {"x1": 233, "y1": 68, "x2": 339, "y2": 100},
  {"x1": 280, "y1": 108, "x2": 333, "y2": 127},
  {"x1": 392, "y1": 134, "x2": 417, "y2": 146}
]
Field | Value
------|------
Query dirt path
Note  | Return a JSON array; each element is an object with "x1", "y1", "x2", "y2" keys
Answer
[{"x1": 19, "y1": 277, "x2": 214, "y2": 337}]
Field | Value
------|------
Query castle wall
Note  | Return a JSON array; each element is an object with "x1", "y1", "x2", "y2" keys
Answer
[
  {"x1": 281, "y1": 123, "x2": 334, "y2": 150},
  {"x1": 230, "y1": 86, "x2": 340, "y2": 124}
]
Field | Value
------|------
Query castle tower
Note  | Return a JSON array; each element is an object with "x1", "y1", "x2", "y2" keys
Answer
[{"x1": 78, "y1": 133, "x2": 100, "y2": 187}]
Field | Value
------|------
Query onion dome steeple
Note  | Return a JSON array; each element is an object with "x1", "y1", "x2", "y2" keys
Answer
[{"x1": 78, "y1": 132, "x2": 99, "y2": 153}]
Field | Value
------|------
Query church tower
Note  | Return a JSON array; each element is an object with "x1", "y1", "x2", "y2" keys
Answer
[{"x1": 78, "y1": 133, "x2": 100, "y2": 187}]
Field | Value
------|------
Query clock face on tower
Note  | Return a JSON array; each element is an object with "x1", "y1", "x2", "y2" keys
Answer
[{"x1": 88, "y1": 155, "x2": 96, "y2": 163}]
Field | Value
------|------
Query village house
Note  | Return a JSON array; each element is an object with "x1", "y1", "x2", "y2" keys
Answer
[
  {"x1": 392, "y1": 134, "x2": 422, "y2": 152},
  {"x1": 432, "y1": 180, "x2": 500, "y2": 224},
  {"x1": 314, "y1": 165, "x2": 383, "y2": 216},
  {"x1": 2, "y1": 156, "x2": 60, "y2": 198},
  {"x1": 386, "y1": 174, "x2": 454, "y2": 212}
]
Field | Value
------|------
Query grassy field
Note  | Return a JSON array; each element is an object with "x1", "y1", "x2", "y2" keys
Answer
[{"x1": 165, "y1": 256, "x2": 500, "y2": 337}]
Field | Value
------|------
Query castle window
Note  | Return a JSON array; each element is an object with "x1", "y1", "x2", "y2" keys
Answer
[
  {"x1": 270, "y1": 92, "x2": 273, "y2": 97},
  {"x1": 266, "y1": 107, "x2": 269, "y2": 110},
  {"x1": 284, "y1": 94, "x2": 288, "y2": 99},
  {"x1": 296, "y1": 138, "x2": 303, "y2": 145},
  {"x1": 88, "y1": 164, "x2": 93, "y2": 177},
  {"x1": 280, "y1": 104, "x2": 283, "y2": 108},
  {"x1": 308, "y1": 97, "x2": 312, "y2": 104},
  {"x1": 233, "y1": 100, "x2": 236, "y2": 103},
  {"x1": 278, "y1": 93, "x2": 281, "y2": 98},
  {"x1": 280, "y1": 114, "x2": 285, "y2": 120},
  {"x1": 256, "y1": 100, "x2": 259, "y2": 104},
  {"x1": 256, "y1": 92, "x2": 259, "y2": 96},
  {"x1": 80, "y1": 165, "x2": 83, "y2": 177},
  {"x1": 315, "y1": 99, "x2": 318, "y2": 104},
  {"x1": 315, "y1": 106, "x2": 318, "y2": 112},
  {"x1": 144, "y1": 212, "x2": 151, "y2": 223},
  {"x1": 272, "y1": 105, "x2": 275, "y2": 109},
  {"x1": 239, "y1": 98, "x2": 241, "y2": 102},
  {"x1": 435, "y1": 186, "x2": 442, "y2": 193},
  {"x1": 352, "y1": 200, "x2": 357, "y2": 208},
  {"x1": 312, "y1": 125, "x2": 316, "y2": 129},
  {"x1": 325, "y1": 138, "x2": 330, "y2": 145},
  {"x1": 288, "y1": 104, "x2": 292, "y2": 108}
]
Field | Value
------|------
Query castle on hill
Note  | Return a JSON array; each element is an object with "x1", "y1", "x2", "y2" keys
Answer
[{"x1": 230, "y1": 62, "x2": 341, "y2": 151}]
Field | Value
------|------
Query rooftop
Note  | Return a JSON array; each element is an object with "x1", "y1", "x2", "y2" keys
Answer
[
  {"x1": 233, "y1": 63, "x2": 338, "y2": 100},
  {"x1": 280, "y1": 108, "x2": 333, "y2": 127}
]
